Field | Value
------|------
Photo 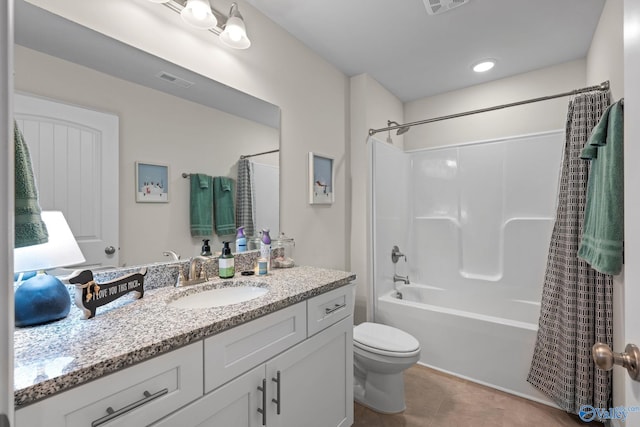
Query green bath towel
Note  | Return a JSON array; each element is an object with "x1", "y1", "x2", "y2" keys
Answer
[
  {"x1": 14, "y1": 121, "x2": 48, "y2": 248},
  {"x1": 578, "y1": 101, "x2": 624, "y2": 275},
  {"x1": 190, "y1": 174, "x2": 213, "y2": 237},
  {"x1": 213, "y1": 176, "x2": 236, "y2": 236}
]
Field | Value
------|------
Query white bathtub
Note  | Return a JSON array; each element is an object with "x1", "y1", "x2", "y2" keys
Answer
[{"x1": 376, "y1": 283, "x2": 555, "y2": 406}]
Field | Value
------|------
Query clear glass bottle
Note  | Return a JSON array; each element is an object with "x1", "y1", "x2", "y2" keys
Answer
[{"x1": 273, "y1": 232, "x2": 295, "y2": 268}]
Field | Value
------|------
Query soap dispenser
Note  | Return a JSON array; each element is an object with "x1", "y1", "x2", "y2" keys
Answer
[
  {"x1": 236, "y1": 227, "x2": 247, "y2": 253},
  {"x1": 201, "y1": 239, "x2": 212, "y2": 256},
  {"x1": 219, "y1": 241, "x2": 235, "y2": 279}
]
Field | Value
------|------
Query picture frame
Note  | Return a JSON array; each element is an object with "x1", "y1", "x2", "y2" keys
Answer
[
  {"x1": 308, "y1": 152, "x2": 335, "y2": 205},
  {"x1": 135, "y1": 161, "x2": 169, "y2": 203}
]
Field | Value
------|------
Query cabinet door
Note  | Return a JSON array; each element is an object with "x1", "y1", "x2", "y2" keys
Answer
[
  {"x1": 16, "y1": 342, "x2": 203, "y2": 427},
  {"x1": 266, "y1": 316, "x2": 353, "y2": 427},
  {"x1": 151, "y1": 365, "x2": 265, "y2": 427}
]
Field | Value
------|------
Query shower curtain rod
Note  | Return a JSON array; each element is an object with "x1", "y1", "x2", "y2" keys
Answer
[
  {"x1": 240, "y1": 149, "x2": 280, "y2": 159},
  {"x1": 368, "y1": 80, "x2": 610, "y2": 136},
  {"x1": 181, "y1": 149, "x2": 280, "y2": 177}
]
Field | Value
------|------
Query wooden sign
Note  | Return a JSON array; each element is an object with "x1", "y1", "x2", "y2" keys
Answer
[{"x1": 69, "y1": 269, "x2": 147, "y2": 319}]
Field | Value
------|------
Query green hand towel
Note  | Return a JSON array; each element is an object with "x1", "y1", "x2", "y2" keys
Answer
[
  {"x1": 14, "y1": 121, "x2": 48, "y2": 248},
  {"x1": 578, "y1": 101, "x2": 624, "y2": 275},
  {"x1": 190, "y1": 174, "x2": 213, "y2": 237},
  {"x1": 213, "y1": 176, "x2": 236, "y2": 236}
]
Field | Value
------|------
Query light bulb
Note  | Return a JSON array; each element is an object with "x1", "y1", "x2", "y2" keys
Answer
[
  {"x1": 472, "y1": 60, "x2": 495, "y2": 73},
  {"x1": 220, "y1": 15, "x2": 250, "y2": 49},
  {"x1": 181, "y1": 0, "x2": 217, "y2": 29}
]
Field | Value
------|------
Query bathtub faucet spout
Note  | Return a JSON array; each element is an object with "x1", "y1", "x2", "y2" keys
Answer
[{"x1": 393, "y1": 274, "x2": 410, "y2": 284}]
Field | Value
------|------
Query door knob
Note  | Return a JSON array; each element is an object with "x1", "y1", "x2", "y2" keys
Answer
[
  {"x1": 105, "y1": 246, "x2": 116, "y2": 255},
  {"x1": 592, "y1": 342, "x2": 640, "y2": 381}
]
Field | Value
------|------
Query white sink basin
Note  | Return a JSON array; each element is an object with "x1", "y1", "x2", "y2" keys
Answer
[{"x1": 168, "y1": 285, "x2": 269, "y2": 309}]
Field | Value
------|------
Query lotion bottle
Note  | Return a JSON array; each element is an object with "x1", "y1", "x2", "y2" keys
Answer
[{"x1": 219, "y1": 241, "x2": 235, "y2": 279}]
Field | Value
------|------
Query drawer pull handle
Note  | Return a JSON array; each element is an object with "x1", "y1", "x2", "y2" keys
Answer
[
  {"x1": 271, "y1": 370, "x2": 281, "y2": 414},
  {"x1": 325, "y1": 303, "x2": 346, "y2": 315},
  {"x1": 257, "y1": 378, "x2": 267, "y2": 426},
  {"x1": 91, "y1": 388, "x2": 168, "y2": 427}
]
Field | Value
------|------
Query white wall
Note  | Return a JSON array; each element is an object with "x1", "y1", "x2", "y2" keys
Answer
[
  {"x1": 404, "y1": 59, "x2": 586, "y2": 149},
  {"x1": 24, "y1": 0, "x2": 349, "y2": 270},
  {"x1": 15, "y1": 45, "x2": 279, "y2": 266},
  {"x1": 349, "y1": 74, "x2": 403, "y2": 323},
  {"x1": 587, "y1": 0, "x2": 623, "y2": 100},
  {"x1": 585, "y1": 0, "x2": 626, "y2": 413}
]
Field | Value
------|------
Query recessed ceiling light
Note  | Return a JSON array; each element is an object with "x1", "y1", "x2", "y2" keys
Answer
[{"x1": 473, "y1": 60, "x2": 496, "y2": 73}]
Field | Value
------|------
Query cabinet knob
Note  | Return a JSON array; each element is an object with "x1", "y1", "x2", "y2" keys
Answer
[
  {"x1": 105, "y1": 245, "x2": 116, "y2": 255},
  {"x1": 592, "y1": 342, "x2": 640, "y2": 381}
]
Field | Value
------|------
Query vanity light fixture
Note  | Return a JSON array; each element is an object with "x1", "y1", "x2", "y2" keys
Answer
[
  {"x1": 151, "y1": 0, "x2": 252, "y2": 49},
  {"x1": 219, "y1": 3, "x2": 251, "y2": 49},
  {"x1": 472, "y1": 59, "x2": 496, "y2": 73},
  {"x1": 181, "y1": 0, "x2": 217, "y2": 29}
]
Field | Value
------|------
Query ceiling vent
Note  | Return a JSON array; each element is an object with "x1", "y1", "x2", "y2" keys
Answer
[
  {"x1": 155, "y1": 71, "x2": 194, "y2": 88},
  {"x1": 423, "y1": 0, "x2": 470, "y2": 15}
]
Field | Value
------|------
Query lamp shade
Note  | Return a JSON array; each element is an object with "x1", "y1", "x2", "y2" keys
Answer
[
  {"x1": 220, "y1": 16, "x2": 251, "y2": 49},
  {"x1": 14, "y1": 211, "x2": 85, "y2": 273},
  {"x1": 14, "y1": 211, "x2": 85, "y2": 327},
  {"x1": 220, "y1": 3, "x2": 251, "y2": 49},
  {"x1": 181, "y1": 0, "x2": 217, "y2": 29}
]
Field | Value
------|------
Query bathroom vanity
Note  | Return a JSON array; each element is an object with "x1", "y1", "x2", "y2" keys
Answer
[{"x1": 13, "y1": 266, "x2": 355, "y2": 427}]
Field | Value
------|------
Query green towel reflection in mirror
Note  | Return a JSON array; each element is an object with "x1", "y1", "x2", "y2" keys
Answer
[
  {"x1": 14, "y1": 121, "x2": 49, "y2": 248},
  {"x1": 190, "y1": 173, "x2": 213, "y2": 237},
  {"x1": 214, "y1": 176, "x2": 236, "y2": 236}
]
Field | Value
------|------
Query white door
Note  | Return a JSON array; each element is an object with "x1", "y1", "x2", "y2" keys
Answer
[
  {"x1": 1, "y1": 2, "x2": 13, "y2": 426},
  {"x1": 13, "y1": 93, "x2": 119, "y2": 268},
  {"x1": 623, "y1": 0, "x2": 640, "y2": 419}
]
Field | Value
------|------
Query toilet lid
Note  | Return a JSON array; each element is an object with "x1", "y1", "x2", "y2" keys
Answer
[{"x1": 353, "y1": 322, "x2": 420, "y2": 353}]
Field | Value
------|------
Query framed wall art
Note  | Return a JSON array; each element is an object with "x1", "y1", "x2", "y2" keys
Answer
[
  {"x1": 308, "y1": 152, "x2": 334, "y2": 205},
  {"x1": 135, "y1": 161, "x2": 169, "y2": 203}
]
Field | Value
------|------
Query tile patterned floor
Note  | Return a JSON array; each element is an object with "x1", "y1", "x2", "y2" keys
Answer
[{"x1": 353, "y1": 364, "x2": 602, "y2": 427}]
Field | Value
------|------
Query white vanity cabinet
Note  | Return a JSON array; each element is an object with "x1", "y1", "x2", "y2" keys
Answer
[
  {"x1": 15, "y1": 342, "x2": 204, "y2": 427},
  {"x1": 16, "y1": 283, "x2": 354, "y2": 427},
  {"x1": 153, "y1": 285, "x2": 354, "y2": 427}
]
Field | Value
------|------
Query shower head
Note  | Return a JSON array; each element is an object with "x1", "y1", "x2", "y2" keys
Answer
[{"x1": 388, "y1": 120, "x2": 410, "y2": 136}]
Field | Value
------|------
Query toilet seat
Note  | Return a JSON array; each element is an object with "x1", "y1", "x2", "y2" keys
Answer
[{"x1": 354, "y1": 322, "x2": 420, "y2": 358}]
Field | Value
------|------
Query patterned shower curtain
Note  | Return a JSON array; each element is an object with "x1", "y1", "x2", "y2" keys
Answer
[
  {"x1": 236, "y1": 158, "x2": 255, "y2": 237},
  {"x1": 527, "y1": 91, "x2": 614, "y2": 414}
]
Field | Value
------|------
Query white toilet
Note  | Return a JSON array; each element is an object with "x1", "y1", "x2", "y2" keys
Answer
[{"x1": 353, "y1": 322, "x2": 421, "y2": 413}]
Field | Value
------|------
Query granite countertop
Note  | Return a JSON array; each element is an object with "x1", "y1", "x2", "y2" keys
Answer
[{"x1": 14, "y1": 265, "x2": 355, "y2": 408}]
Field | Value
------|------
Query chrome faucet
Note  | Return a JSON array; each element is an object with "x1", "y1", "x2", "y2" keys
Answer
[
  {"x1": 393, "y1": 274, "x2": 410, "y2": 284},
  {"x1": 162, "y1": 250, "x2": 181, "y2": 261},
  {"x1": 169, "y1": 264, "x2": 186, "y2": 287},
  {"x1": 391, "y1": 245, "x2": 406, "y2": 264},
  {"x1": 185, "y1": 256, "x2": 213, "y2": 285}
]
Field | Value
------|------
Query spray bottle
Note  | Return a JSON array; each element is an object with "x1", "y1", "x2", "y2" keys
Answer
[
  {"x1": 259, "y1": 228, "x2": 271, "y2": 273},
  {"x1": 236, "y1": 227, "x2": 247, "y2": 253}
]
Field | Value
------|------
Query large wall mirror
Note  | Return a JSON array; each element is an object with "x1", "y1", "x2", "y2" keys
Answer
[{"x1": 14, "y1": 0, "x2": 280, "y2": 268}]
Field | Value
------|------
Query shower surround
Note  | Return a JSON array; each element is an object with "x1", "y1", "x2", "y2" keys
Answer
[{"x1": 370, "y1": 130, "x2": 564, "y2": 404}]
